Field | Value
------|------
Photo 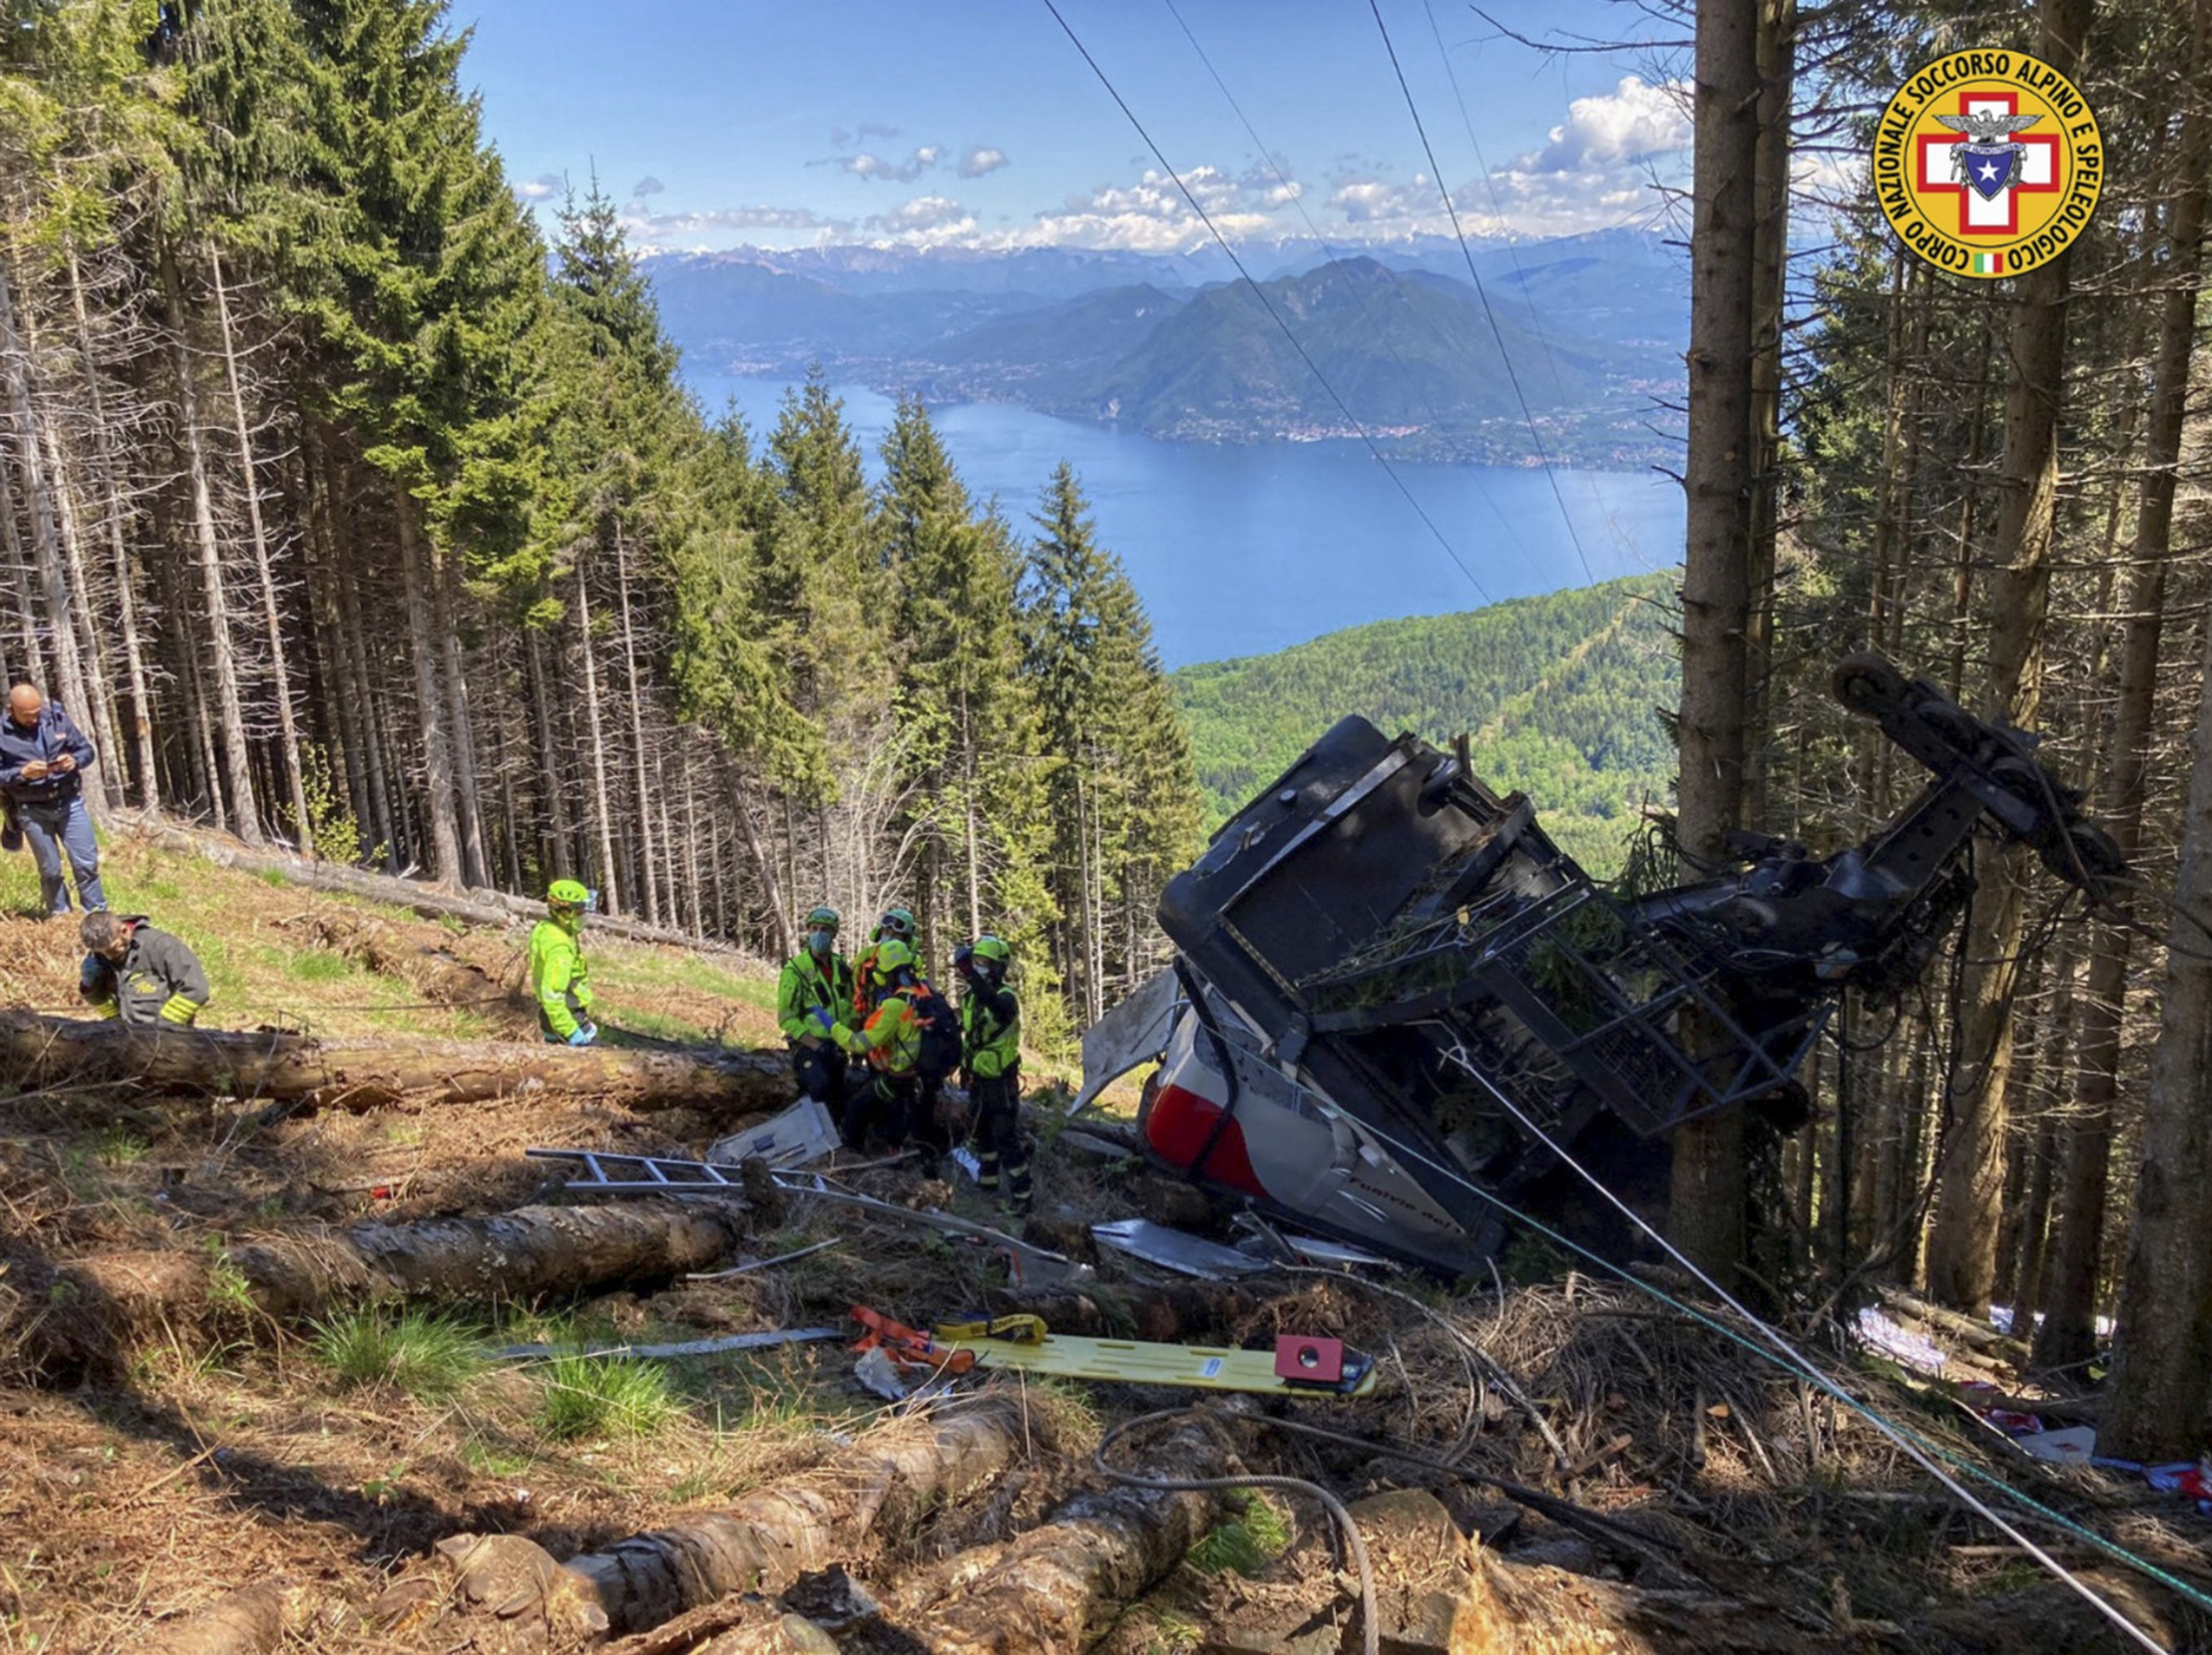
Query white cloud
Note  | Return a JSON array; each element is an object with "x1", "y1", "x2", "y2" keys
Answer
[
  {"x1": 1515, "y1": 76, "x2": 1690, "y2": 173},
  {"x1": 973, "y1": 165, "x2": 1282, "y2": 252},
  {"x1": 515, "y1": 172, "x2": 563, "y2": 202},
  {"x1": 1325, "y1": 174, "x2": 1508, "y2": 238},
  {"x1": 1462, "y1": 77, "x2": 1692, "y2": 237},
  {"x1": 631, "y1": 175, "x2": 665, "y2": 198},
  {"x1": 844, "y1": 146, "x2": 944, "y2": 183},
  {"x1": 831, "y1": 120, "x2": 902, "y2": 146},
  {"x1": 957, "y1": 146, "x2": 1009, "y2": 179}
]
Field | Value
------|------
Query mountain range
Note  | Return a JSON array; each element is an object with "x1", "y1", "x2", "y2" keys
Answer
[{"x1": 646, "y1": 232, "x2": 1687, "y2": 464}]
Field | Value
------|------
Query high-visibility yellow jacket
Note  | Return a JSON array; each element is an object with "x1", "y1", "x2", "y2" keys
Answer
[
  {"x1": 529, "y1": 913, "x2": 594, "y2": 1039},
  {"x1": 838, "y1": 991, "x2": 921, "y2": 1076},
  {"x1": 778, "y1": 949, "x2": 856, "y2": 1043},
  {"x1": 960, "y1": 983, "x2": 1021, "y2": 1079}
]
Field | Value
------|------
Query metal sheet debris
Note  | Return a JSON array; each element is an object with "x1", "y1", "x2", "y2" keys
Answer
[
  {"x1": 708, "y1": 1097, "x2": 841, "y2": 1168},
  {"x1": 1070, "y1": 966, "x2": 1179, "y2": 1114},
  {"x1": 492, "y1": 1328, "x2": 841, "y2": 1362},
  {"x1": 1091, "y1": 1218, "x2": 1270, "y2": 1281}
]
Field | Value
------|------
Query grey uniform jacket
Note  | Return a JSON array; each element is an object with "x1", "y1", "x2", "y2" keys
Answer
[{"x1": 80, "y1": 921, "x2": 211, "y2": 1027}]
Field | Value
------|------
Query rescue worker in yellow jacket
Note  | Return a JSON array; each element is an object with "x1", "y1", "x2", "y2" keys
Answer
[
  {"x1": 777, "y1": 904, "x2": 855, "y2": 1108},
  {"x1": 849, "y1": 906, "x2": 922, "y2": 1024},
  {"x1": 530, "y1": 879, "x2": 598, "y2": 1046},
  {"x1": 955, "y1": 935, "x2": 1028, "y2": 1213},
  {"x1": 833, "y1": 939, "x2": 942, "y2": 1175},
  {"x1": 79, "y1": 911, "x2": 209, "y2": 1027}
]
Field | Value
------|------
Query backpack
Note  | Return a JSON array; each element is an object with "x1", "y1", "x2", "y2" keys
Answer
[{"x1": 906, "y1": 979, "x2": 963, "y2": 1081}]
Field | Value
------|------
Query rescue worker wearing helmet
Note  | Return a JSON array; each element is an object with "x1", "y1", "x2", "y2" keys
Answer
[
  {"x1": 531, "y1": 879, "x2": 598, "y2": 1046},
  {"x1": 849, "y1": 906, "x2": 923, "y2": 1023},
  {"x1": 955, "y1": 935, "x2": 1028, "y2": 1213},
  {"x1": 831, "y1": 937, "x2": 938, "y2": 1174},
  {"x1": 778, "y1": 904, "x2": 855, "y2": 1108}
]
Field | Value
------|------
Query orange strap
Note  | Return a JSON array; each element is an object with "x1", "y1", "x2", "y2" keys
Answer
[{"x1": 850, "y1": 1305, "x2": 976, "y2": 1375}]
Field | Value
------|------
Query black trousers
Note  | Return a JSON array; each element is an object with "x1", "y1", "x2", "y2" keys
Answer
[
  {"x1": 791, "y1": 1041, "x2": 848, "y2": 1108},
  {"x1": 842, "y1": 1070, "x2": 929, "y2": 1161},
  {"x1": 971, "y1": 1069, "x2": 1030, "y2": 1209}
]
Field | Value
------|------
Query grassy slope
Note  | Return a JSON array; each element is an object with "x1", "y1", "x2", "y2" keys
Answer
[
  {"x1": 0, "y1": 825, "x2": 785, "y2": 1047},
  {"x1": 1173, "y1": 573, "x2": 1681, "y2": 874}
]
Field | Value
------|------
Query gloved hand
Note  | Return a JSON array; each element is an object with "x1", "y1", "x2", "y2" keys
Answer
[{"x1": 567, "y1": 1025, "x2": 597, "y2": 1047}]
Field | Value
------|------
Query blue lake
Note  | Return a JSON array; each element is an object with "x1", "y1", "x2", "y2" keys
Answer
[{"x1": 691, "y1": 374, "x2": 1684, "y2": 670}]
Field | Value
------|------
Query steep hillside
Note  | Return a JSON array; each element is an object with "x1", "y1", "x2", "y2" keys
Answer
[{"x1": 1174, "y1": 573, "x2": 1679, "y2": 872}]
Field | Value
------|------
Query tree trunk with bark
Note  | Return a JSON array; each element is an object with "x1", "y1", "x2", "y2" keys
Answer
[
  {"x1": 158, "y1": 233, "x2": 262, "y2": 844},
  {"x1": 1667, "y1": 0, "x2": 1762, "y2": 1283},
  {"x1": 1924, "y1": 0, "x2": 2094, "y2": 1311},
  {"x1": 561, "y1": 1393, "x2": 1026, "y2": 1635},
  {"x1": 2039, "y1": 0, "x2": 2211, "y2": 1374},
  {"x1": 208, "y1": 246, "x2": 311, "y2": 851},
  {"x1": 15, "y1": 1200, "x2": 748, "y2": 1371},
  {"x1": 0, "y1": 1011, "x2": 792, "y2": 1114}
]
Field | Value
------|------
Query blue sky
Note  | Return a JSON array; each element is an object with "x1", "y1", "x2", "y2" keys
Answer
[{"x1": 457, "y1": 0, "x2": 1696, "y2": 254}]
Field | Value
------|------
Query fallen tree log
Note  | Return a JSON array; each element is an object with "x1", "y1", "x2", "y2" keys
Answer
[
  {"x1": 302, "y1": 910, "x2": 522, "y2": 1015},
  {"x1": 863, "y1": 1410, "x2": 1234, "y2": 1655},
  {"x1": 139, "y1": 1583, "x2": 316, "y2": 1655},
  {"x1": 16, "y1": 1199, "x2": 748, "y2": 1370},
  {"x1": 562, "y1": 1391, "x2": 1027, "y2": 1637},
  {"x1": 0, "y1": 1011, "x2": 790, "y2": 1114}
]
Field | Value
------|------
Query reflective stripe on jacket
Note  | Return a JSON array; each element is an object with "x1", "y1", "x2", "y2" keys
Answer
[
  {"x1": 960, "y1": 984, "x2": 1020, "y2": 1079},
  {"x1": 80, "y1": 920, "x2": 209, "y2": 1027},
  {"x1": 528, "y1": 915, "x2": 592, "y2": 1038},
  {"x1": 778, "y1": 950, "x2": 856, "y2": 1042},
  {"x1": 842, "y1": 992, "x2": 921, "y2": 1076}
]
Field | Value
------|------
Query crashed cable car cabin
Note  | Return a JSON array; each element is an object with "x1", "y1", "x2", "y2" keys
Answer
[{"x1": 1107, "y1": 654, "x2": 2128, "y2": 1277}]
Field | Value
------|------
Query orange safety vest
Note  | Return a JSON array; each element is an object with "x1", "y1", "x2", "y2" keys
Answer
[{"x1": 859, "y1": 993, "x2": 922, "y2": 1076}]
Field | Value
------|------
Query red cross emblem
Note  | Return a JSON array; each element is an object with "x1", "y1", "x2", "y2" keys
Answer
[{"x1": 1915, "y1": 90, "x2": 2063, "y2": 237}]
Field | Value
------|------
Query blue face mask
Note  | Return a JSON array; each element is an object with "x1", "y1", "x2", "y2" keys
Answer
[{"x1": 808, "y1": 929, "x2": 834, "y2": 954}]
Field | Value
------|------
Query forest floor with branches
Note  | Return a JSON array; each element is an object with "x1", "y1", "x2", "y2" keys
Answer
[{"x1": 0, "y1": 829, "x2": 2205, "y2": 1654}]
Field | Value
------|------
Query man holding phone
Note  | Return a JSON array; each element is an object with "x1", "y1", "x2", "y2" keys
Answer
[{"x1": 0, "y1": 683, "x2": 104, "y2": 918}]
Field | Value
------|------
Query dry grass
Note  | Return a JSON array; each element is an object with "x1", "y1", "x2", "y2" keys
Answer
[{"x1": 2, "y1": 829, "x2": 2206, "y2": 1651}]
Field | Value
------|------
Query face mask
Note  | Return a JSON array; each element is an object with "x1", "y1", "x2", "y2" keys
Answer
[{"x1": 808, "y1": 929, "x2": 834, "y2": 953}]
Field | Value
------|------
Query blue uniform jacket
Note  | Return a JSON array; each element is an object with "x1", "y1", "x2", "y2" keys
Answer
[{"x1": 0, "y1": 703, "x2": 96, "y2": 806}]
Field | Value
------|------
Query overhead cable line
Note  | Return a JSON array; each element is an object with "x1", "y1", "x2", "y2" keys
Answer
[
  {"x1": 1158, "y1": 0, "x2": 1532, "y2": 558},
  {"x1": 1038, "y1": 0, "x2": 1494, "y2": 606},
  {"x1": 1367, "y1": 0, "x2": 1601, "y2": 588},
  {"x1": 1419, "y1": 0, "x2": 1650, "y2": 569}
]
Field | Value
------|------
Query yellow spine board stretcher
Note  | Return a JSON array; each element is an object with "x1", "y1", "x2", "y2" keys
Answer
[{"x1": 933, "y1": 1329, "x2": 1378, "y2": 1397}]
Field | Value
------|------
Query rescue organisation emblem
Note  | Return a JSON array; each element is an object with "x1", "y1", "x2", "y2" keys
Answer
[{"x1": 1872, "y1": 49, "x2": 2102, "y2": 279}]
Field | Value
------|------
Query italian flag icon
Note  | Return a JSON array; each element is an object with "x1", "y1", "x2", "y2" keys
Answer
[{"x1": 1972, "y1": 251, "x2": 2007, "y2": 274}]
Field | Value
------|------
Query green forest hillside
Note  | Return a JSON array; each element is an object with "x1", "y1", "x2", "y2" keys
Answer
[{"x1": 1173, "y1": 574, "x2": 1679, "y2": 872}]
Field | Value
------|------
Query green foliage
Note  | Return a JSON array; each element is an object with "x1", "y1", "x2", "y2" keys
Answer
[
  {"x1": 536, "y1": 1355, "x2": 679, "y2": 1441},
  {"x1": 1186, "y1": 1490, "x2": 1293, "y2": 1576},
  {"x1": 1174, "y1": 573, "x2": 1679, "y2": 875},
  {"x1": 291, "y1": 741, "x2": 366, "y2": 866},
  {"x1": 311, "y1": 1306, "x2": 485, "y2": 1398}
]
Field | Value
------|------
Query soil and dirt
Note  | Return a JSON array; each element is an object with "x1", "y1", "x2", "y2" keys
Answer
[{"x1": 0, "y1": 821, "x2": 2203, "y2": 1653}]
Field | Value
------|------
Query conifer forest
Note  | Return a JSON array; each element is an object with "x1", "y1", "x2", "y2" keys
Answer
[{"x1": 4, "y1": 0, "x2": 2212, "y2": 1649}]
